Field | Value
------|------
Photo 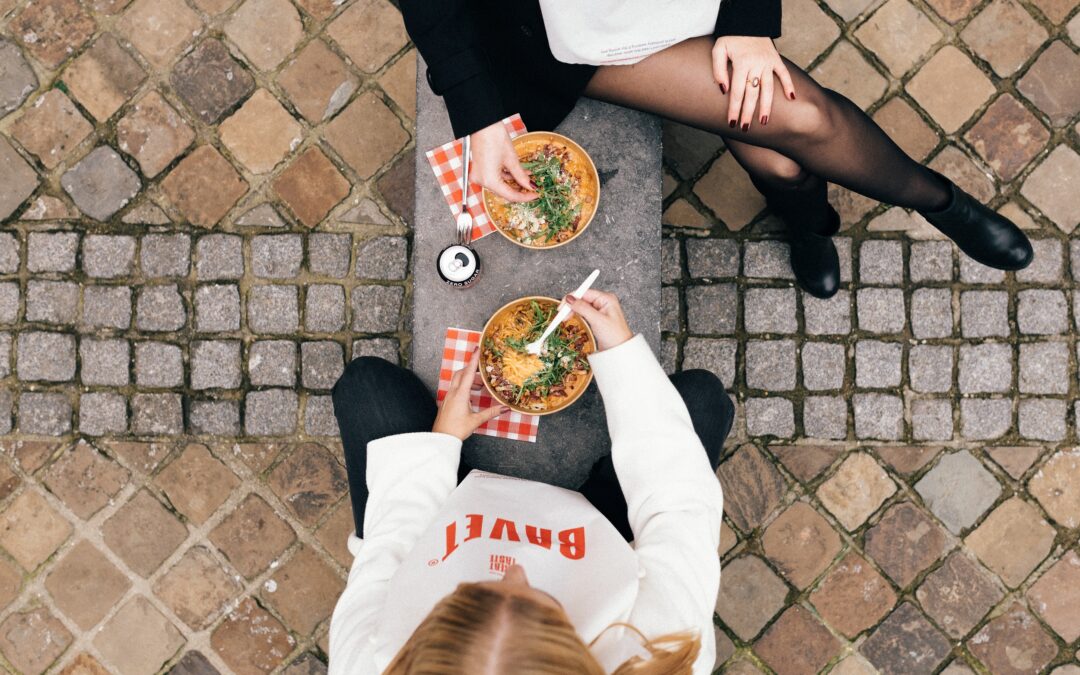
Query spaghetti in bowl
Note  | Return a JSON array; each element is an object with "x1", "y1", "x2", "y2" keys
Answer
[
  {"x1": 480, "y1": 296, "x2": 596, "y2": 415},
  {"x1": 482, "y1": 132, "x2": 600, "y2": 249}
]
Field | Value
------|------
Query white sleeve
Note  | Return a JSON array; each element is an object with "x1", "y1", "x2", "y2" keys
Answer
[
  {"x1": 588, "y1": 335, "x2": 724, "y2": 674},
  {"x1": 328, "y1": 432, "x2": 462, "y2": 674}
]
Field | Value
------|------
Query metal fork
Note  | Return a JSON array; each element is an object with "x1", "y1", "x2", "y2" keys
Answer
[{"x1": 455, "y1": 135, "x2": 473, "y2": 246}]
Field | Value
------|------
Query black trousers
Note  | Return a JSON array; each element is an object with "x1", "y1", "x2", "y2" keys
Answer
[{"x1": 331, "y1": 357, "x2": 734, "y2": 541}]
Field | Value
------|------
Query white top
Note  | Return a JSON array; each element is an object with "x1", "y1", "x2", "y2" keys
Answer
[
  {"x1": 539, "y1": 0, "x2": 722, "y2": 65},
  {"x1": 327, "y1": 335, "x2": 725, "y2": 674}
]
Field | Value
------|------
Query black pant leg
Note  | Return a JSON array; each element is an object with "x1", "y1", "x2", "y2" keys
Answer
[
  {"x1": 578, "y1": 369, "x2": 734, "y2": 541},
  {"x1": 332, "y1": 356, "x2": 439, "y2": 536}
]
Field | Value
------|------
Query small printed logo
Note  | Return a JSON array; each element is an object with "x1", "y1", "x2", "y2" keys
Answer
[{"x1": 489, "y1": 554, "x2": 516, "y2": 575}]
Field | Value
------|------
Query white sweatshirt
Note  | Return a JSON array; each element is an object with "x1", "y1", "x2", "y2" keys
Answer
[{"x1": 328, "y1": 335, "x2": 724, "y2": 674}]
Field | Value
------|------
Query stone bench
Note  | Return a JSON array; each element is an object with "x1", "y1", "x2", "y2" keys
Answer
[{"x1": 411, "y1": 60, "x2": 662, "y2": 489}]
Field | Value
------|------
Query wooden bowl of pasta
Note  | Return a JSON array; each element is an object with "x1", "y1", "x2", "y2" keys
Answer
[
  {"x1": 480, "y1": 296, "x2": 596, "y2": 415},
  {"x1": 482, "y1": 131, "x2": 600, "y2": 249}
]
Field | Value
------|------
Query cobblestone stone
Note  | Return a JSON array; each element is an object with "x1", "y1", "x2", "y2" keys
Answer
[
  {"x1": 136, "y1": 285, "x2": 187, "y2": 332},
  {"x1": 909, "y1": 345, "x2": 953, "y2": 393},
  {"x1": 249, "y1": 340, "x2": 296, "y2": 386},
  {"x1": 82, "y1": 286, "x2": 131, "y2": 329},
  {"x1": 196, "y1": 235, "x2": 244, "y2": 280},
  {"x1": 959, "y1": 343, "x2": 1012, "y2": 394},
  {"x1": 912, "y1": 398, "x2": 953, "y2": 441},
  {"x1": 744, "y1": 287, "x2": 796, "y2": 334},
  {"x1": 27, "y1": 231, "x2": 78, "y2": 273},
  {"x1": 356, "y1": 236, "x2": 408, "y2": 280},
  {"x1": 26, "y1": 280, "x2": 79, "y2": 324},
  {"x1": 351, "y1": 285, "x2": 402, "y2": 334},
  {"x1": 853, "y1": 393, "x2": 903, "y2": 440},
  {"x1": 308, "y1": 233, "x2": 352, "y2": 278},
  {"x1": 855, "y1": 340, "x2": 902, "y2": 388},
  {"x1": 17, "y1": 331, "x2": 75, "y2": 382},
  {"x1": 909, "y1": 241, "x2": 953, "y2": 282},
  {"x1": 0, "y1": 283, "x2": 17, "y2": 324},
  {"x1": 195, "y1": 284, "x2": 241, "y2": 333},
  {"x1": 61, "y1": 147, "x2": 141, "y2": 221},
  {"x1": 960, "y1": 290, "x2": 1009, "y2": 338},
  {"x1": 135, "y1": 341, "x2": 183, "y2": 388},
  {"x1": 859, "y1": 240, "x2": 904, "y2": 284},
  {"x1": 248, "y1": 285, "x2": 299, "y2": 334},
  {"x1": 245, "y1": 389, "x2": 298, "y2": 436},
  {"x1": 1019, "y1": 342, "x2": 1069, "y2": 394},
  {"x1": 857, "y1": 288, "x2": 906, "y2": 334},
  {"x1": 301, "y1": 341, "x2": 344, "y2": 390},
  {"x1": 80, "y1": 338, "x2": 130, "y2": 386},
  {"x1": 305, "y1": 284, "x2": 346, "y2": 333},
  {"x1": 804, "y1": 396, "x2": 847, "y2": 440},
  {"x1": 1019, "y1": 398, "x2": 1067, "y2": 441},
  {"x1": 79, "y1": 392, "x2": 127, "y2": 436},
  {"x1": 83, "y1": 235, "x2": 135, "y2": 279},
  {"x1": 191, "y1": 340, "x2": 241, "y2": 390},
  {"x1": 1017, "y1": 289, "x2": 1068, "y2": 335},
  {"x1": 682, "y1": 338, "x2": 736, "y2": 386},
  {"x1": 252, "y1": 235, "x2": 303, "y2": 279},
  {"x1": 745, "y1": 397, "x2": 794, "y2": 437},
  {"x1": 686, "y1": 238, "x2": 739, "y2": 278},
  {"x1": 744, "y1": 241, "x2": 795, "y2": 279},
  {"x1": 804, "y1": 291, "x2": 851, "y2": 335}
]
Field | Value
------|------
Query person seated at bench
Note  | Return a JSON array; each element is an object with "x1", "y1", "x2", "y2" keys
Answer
[
  {"x1": 401, "y1": 0, "x2": 1032, "y2": 299},
  {"x1": 327, "y1": 289, "x2": 733, "y2": 674}
]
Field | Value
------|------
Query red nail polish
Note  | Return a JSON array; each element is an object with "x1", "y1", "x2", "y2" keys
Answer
[
  {"x1": 719, "y1": 83, "x2": 727, "y2": 94},
  {"x1": 789, "y1": 92, "x2": 796, "y2": 100},
  {"x1": 761, "y1": 115, "x2": 767, "y2": 125},
  {"x1": 728, "y1": 119, "x2": 736, "y2": 128},
  {"x1": 741, "y1": 123, "x2": 749, "y2": 132}
]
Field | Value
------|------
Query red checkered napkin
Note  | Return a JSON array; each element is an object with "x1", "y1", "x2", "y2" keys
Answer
[
  {"x1": 425, "y1": 115, "x2": 528, "y2": 242},
  {"x1": 438, "y1": 327, "x2": 539, "y2": 443}
]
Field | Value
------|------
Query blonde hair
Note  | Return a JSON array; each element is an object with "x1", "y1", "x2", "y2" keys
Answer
[{"x1": 384, "y1": 582, "x2": 700, "y2": 675}]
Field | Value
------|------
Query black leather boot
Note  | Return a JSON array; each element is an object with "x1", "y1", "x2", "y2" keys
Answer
[
  {"x1": 786, "y1": 206, "x2": 841, "y2": 299},
  {"x1": 919, "y1": 172, "x2": 1033, "y2": 271}
]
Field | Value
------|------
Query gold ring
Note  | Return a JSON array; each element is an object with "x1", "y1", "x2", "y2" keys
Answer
[{"x1": 748, "y1": 76, "x2": 760, "y2": 88}]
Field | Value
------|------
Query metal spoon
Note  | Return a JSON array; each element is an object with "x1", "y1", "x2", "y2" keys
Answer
[{"x1": 525, "y1": 269, "x2": 600, "y2": 355}]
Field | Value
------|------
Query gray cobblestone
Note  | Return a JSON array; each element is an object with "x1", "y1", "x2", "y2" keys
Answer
[
  {"x1": 744, "y1": 287, "x2": 796, "y2": 334},
  {"x1": 83, "y1": 235, "x2": 136, "y2": 279},
  {"x1": 61, "y1": 147, "x2": 141, "y2": 221},
  {"x1": 135, "y1": 341, "x2": 184, "y2": 388},
  {"x1": 746, "y1": 339, "x2": 796, "y2": 391},
  {"x1": 803, "y1": 396, "x2": 847, "y2": 440},
  {"x1": 911, "y1": 288, "x2": 953, "y2": 339},
  {"x1": 248, "y1": 285, "x2": 299, "y2": 334},
  {"x1": 960, "y1": 399, "x2": 1012, "y2": 440},
  {"x1": 26, "y1": 280, "x2": 78, "y2": 324},
  {"x1": 856, "y1": 340, "x2": 902, "y2": 388},
  {"x1": 194, "y1": 284, "x2": 240, "y2": 332},
  {"x1": 0, "y1": 233, "x2": 18, "y2": 274},
  {"x1": 78, "y1": 392, "x2": 127, "y2": 436},
  {"x1": 301, "y1": 341, "x2": 345, "y2": 390},
  {"x1": 80, "y1": 338, "x2": 130, "y2": 386},
  {"x1": 19, "y1": 392, "x2": 72, "y2": 435},
  {"x1": 744, "y1": 241, "x2": 794, "y2": 279},
  {"x1": 660, "y1": 338, "x2": 677, "y2": 374},
  {"x1": 351, "y1": 285, "x2": 403, "y2": 333},
  {"x1": 1017, "y1": 239, "x2": 1063, "y2": 283},
  {"x1": 911, "y1": 398, "x2": 953, "y2": 441},
  {"x1": 27, "y1": 231, "x2": 78, "y2": 273},
  {"x1": 0, "y1": 283, "x2": 17, "y2": 324},
  {"x1": 1019, "y1": 399, "x2": 1067, "y2": 441},
  {"x1": 661, "y1": 238, "x2": 681, "y2": 283},
  {"x1": 661, "y1": 287, "x2": 679, "y2": 333},
  {"x1": 189, "y1": 401, "x2": 240, "y2": 435},
  {"x1": 249, "y1": 340, "x2": 297, "y2": 386},
  {"x1": 909, "y1": 345, "x2": 953, "y2": 393},
  {"x1": 687, "y1": 284, "x2": 737, "y2": 334},
  {"x1": 131, "y1": 393, "x2": 183, "y2": 435},
  {"x1": 1017, "y1": 289, "x2": 1067, "y2": 335},
  {"x1": 909, "y1": 241, "x2": 953, "y2": 282},
  {"x1": 1019, "y1": 342, "x2": 1069, "y2": 394},
  {"x1": 0, "y1": 388, "x2": 9, "y2": 434},
  {"x1": 305, "y1": 395, "x2": 340, "y2": 436},
  {"x1": 853, "y1": 393, "x2": 903, "y2": 440},
  {"x1": 1070, "y1": 240, "x2": 1080, "y2": 281},
  {"x1": 960, "y1": 290, "x2": 1009, "y2": 338},
  {"x1": 682, "y1": 338, "x2": 736, "y2": 387},
  {"x1": 82, "y1": 286, "x2": 131, "y2": 329},
  {"x1": 0, "y1": 333, "x2": 9, "y2": 379},
  {"x1": 252, "y1": 234, "x2": 303, "y2": 279},
  {"x1": 836, "y1": 237, "x2": 853, "y2": 282},
  {"x1": 141, "y1": 234, "x2": 191, "y2": 278},
  {"x1": 308, "y1": 233, "x2": 352, "y2": 278},
  {"x1": 17, "y1": 331, "x2": 75, "y2": 382},
  {"x1": 802, "y1": 342, "x2": 845, "y2": 390},
  {"x1": 960, "y1": 256, "x2": 1006, "y2": 284},
  {"x1": 859, "y1": 240, "x2": 904, "y2": 284},
  {"x1": 857, "y1": 288, "x2": 906, "y2": 334},
  {"x1": 745, "y1": 397, "x2": 794, "y2": 437},
  {"x1": 305, "y1": 284, "x2": 346, "y2": 332},
  {"x1": 915, "y1": 450, "x2": 1001, "y2": 533},
  {"x1": 191, "y1": 340, "x2": 241, "y2": 390},
  {"x1": 351, "y1": 338, "x2": 399, "y2": 364},
  {"x1": 356, "y1": 236, "x2": 408, "y2": 280},
  {"x1": 195, "y1": 235, "x2": 244, "y2": 280},
  {"x1": 959, "y1": 343, "x2": 1012, "y2": 394},
  {"x1": 245, "y1": 388, "x2": 298, "y2": 436},
  {"x1": 804, "y1": 291, "x2": 851, "y2": 335},
  {"x1": 136, "y1": 284, "x2": 187, "y2": 332},
  {"x1": 686, "y1": 239, "x2": 739, "y2": 278}
]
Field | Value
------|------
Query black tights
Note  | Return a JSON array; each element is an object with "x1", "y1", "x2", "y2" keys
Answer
[
  {"x1": 584, "y1": 37, "x2": 950, "y2": 214},
  {"x1": 331, "y1": 357, "x2": 734, "y2": 542}
]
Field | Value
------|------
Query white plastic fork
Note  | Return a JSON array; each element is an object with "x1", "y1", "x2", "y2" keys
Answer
[{"x1": 525, "y1": 269, "x2": 600, "y2": 355}]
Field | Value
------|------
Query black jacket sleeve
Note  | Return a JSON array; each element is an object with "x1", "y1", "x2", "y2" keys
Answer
[
  {"x1": 714, "y1": 0, "x2": 783, "y2": 38},
  {"x1": 400, "y1": 0, "x2": 508, "y2": 137}
]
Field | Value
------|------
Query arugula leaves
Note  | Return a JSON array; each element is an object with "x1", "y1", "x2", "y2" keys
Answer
[{"x1": 519, "y1": 151, "x2": 581, "y2": 243}]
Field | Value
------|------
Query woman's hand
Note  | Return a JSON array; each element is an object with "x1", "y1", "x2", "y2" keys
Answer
[
  {"x1": 433, "y1": 347, "x2": 508, "y2": 441},
  {"x1": 712, "y1": 36, "x2": 796, "y2": 132},
  {"x1": 470, "y1": 122, "x2": 538, "y2": 203},
  {"x1": 564, "y1": 289, "x2": 634, "y2": 352}
]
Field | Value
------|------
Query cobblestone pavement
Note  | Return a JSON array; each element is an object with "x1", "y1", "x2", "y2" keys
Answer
[{"x1": 0, "y1": 0, "x2": 1078, "y2": 671}]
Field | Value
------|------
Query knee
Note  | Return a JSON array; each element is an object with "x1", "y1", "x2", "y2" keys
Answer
[
  {"x1": 760, "y1": 156, "x2": 811, "y2": 189},
  {"x1": 780, "y1": 89, "x2": 837, "y2": 144},
  {"x1": 332, "y1": 356, "x2": 396, "y2": 406},
  {"x1": 676, "y1": 369, "x2": 733, "y2": 417}
]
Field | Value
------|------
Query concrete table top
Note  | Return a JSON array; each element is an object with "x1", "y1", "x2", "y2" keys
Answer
[{"x1": 412, "y1": 67, "x2": 662, "y2": 489}]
